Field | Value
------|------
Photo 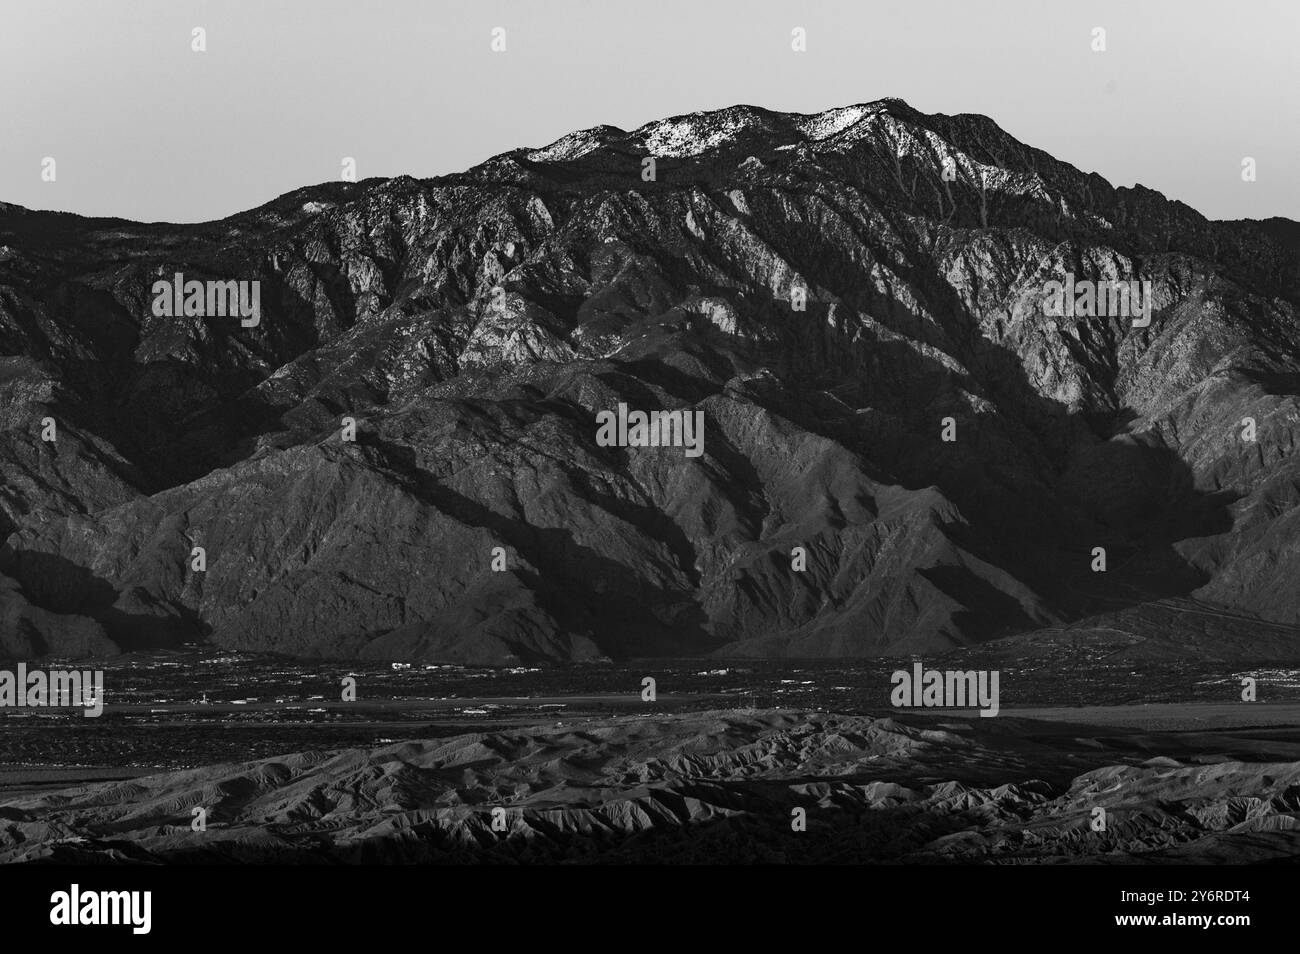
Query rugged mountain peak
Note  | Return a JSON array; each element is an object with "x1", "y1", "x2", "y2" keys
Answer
[{"x1": 519, "y1": 98, "x2": 931, "y2": 164}]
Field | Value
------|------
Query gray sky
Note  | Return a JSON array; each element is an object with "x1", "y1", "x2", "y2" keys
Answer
[{"x1": 2, "y1": 0, "x2": 1296, "y2": 223}]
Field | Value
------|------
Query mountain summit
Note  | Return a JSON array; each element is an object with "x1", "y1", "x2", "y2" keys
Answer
[{"x1": 3, "y1": 98, "x2": 1299, "y2": 663}]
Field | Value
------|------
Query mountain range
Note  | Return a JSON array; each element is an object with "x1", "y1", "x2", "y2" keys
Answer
[{"x1": 3, "y1": 97, "x2": 1300, "y2": 664}]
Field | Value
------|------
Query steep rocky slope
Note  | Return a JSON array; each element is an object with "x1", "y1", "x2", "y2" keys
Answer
[{"x1": 2, "y1": 99, "x2": 1299, "y2": 662}]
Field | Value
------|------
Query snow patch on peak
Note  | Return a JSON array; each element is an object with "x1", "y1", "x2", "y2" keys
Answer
[
  {"x1": 526, "y1": 128, "x2": 608, "y2": 162},
  {"x1": 797, "y1": 105, "x2": 873, "y2": 141},
  {"x1": 637, "y1": 109, "x2": 766, "y2": 158}
]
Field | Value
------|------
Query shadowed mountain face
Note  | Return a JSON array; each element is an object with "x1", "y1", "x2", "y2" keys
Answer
[{"x1": 2, "y1": 98, "x2": 1299, "y2": 664}]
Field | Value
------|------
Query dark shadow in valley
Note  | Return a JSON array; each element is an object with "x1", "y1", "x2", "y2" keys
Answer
[
  {"x1": 709, "y1": 237, "x2": 1241, "y2": 642},
  {"x1": 355, "y1": 434, "x2": 720, "y2": 660},
  {"x1": 0, "y1": 543, "x2": 206, "y2": 652}
]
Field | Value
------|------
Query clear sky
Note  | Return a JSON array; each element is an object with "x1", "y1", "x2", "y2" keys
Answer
[{"x1": 2, "y1": 0, "x2": 1296, "y2": 223}]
